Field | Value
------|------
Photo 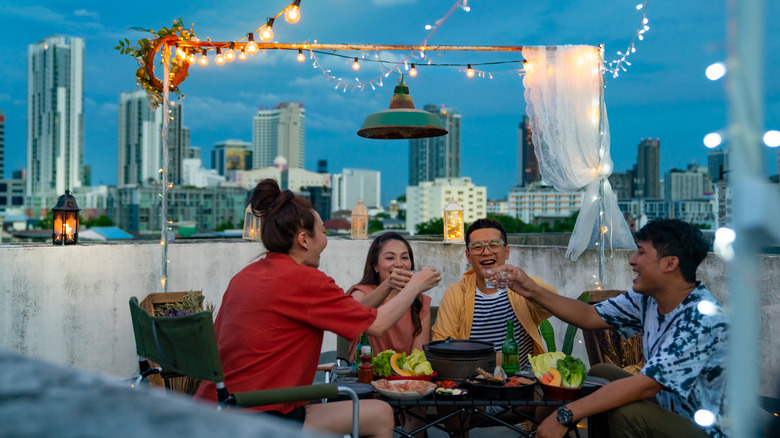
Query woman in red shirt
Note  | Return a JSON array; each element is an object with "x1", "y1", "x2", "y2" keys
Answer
[{"x1": 195, "y1": 179, "x2": 440, "y2": 438}]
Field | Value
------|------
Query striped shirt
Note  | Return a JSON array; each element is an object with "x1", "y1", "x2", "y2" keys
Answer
[{"x1": 470, "y1": 289, "x2": 534, "y2": 367}]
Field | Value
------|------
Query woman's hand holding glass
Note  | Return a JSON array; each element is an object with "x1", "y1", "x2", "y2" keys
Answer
[
  {"x1": 406, "y1": 267, "x2": 441, "y2": 293},
  {"x1": 384, "y1": 268, "x2": 413, "y2": 291},
  {"x1": 496, "y1": 264, "x2": 537, "y2": 297}
]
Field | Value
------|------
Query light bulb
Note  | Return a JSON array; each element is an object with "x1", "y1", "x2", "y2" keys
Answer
[
  {"x1": 466, "y1": 64, "x2": 475, "y2": 78},
  {"x1": 765, "y1": 130, "x2": 780, "y2": 147},
  {"x1": 246, "y1": 33, "x2": 258, "y2": 55},
  {"x1": 260, "y1": 18, "x2": 275, "y2": 42},
  {"x1": 284, "y1": 1, "x2": 301, "y2": 24},
  {"x1": 409, "y1": 63, "x2": 417, "y2": 77},
  {"x1": 215, "y1": 48, "x2": 225, "y2": 65},
  {"x1": 703, "y1": 132, "x2": 722, "y2": 149},
  {"x1": 238, "y1": 49, "x2": 247, "y2": 61},
  {"x1": 176, "y1": 45, "x2": 186, "y2": 60},
  {"x1": 198, "y1": 49, "x2": 209, "y2": 66},
  {"x1": 705, "y1": 62, "x2": 726, "y2": 81},
  {"x1": 352, "y1": 57, "x2": 360, "y2": 71},
  {"x1": 186, "y1": 50, "x2": 196, "y2": 64},
  {"x1": 225, "y1": 42, "x2": 236, "y2": 62},
  {"x1": 297, "y1": 49, "x2": 305, "y2": 62}
]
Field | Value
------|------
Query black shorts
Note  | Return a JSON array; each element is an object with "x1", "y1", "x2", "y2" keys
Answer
[{"x1": 265, "y1": 406, "x2": 306, "y2": 425}]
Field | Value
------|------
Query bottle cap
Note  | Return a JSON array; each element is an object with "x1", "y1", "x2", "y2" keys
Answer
[{"x1": 361, "y1": 345, "x2": 371, "y2": 355}]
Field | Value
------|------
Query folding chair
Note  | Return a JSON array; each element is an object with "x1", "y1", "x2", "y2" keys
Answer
[{"x1": 128, "y1": 297, "x2": 360, "y2": 437}]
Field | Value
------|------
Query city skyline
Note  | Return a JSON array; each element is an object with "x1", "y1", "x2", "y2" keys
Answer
[{"x1": 1, "y1": 0, "x2": 778, "y2": 205}]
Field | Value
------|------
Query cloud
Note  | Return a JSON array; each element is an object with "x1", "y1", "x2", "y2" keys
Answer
[{"x1": 73, "y1": 9, "x2": 100, "y2": 20}]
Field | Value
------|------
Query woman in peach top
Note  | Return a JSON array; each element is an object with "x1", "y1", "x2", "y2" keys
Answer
[{"x1": 348, "y1": 232, "x2": 432, "y2": 358}]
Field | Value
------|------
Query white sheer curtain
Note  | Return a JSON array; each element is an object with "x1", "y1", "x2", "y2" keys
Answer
[{"x1": 521, "y1": 45, "x2": 635, "y2": 261}]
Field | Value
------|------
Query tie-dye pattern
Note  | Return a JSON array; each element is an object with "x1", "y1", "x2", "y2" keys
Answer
[{"x1": 594, "y1": 283, "x2": 730, "y2": 437}]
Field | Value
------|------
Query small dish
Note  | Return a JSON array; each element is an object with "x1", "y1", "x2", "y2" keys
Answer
[
  {"x1": 539, "y1": 382, "x2": 581, "y2": 401},
  {"x1": 434, "y1": 387, "x2": 469, "y2": 399}
]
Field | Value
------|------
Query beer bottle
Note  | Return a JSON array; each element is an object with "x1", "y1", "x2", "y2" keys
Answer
[{"x1": 502, "y1": 320, "x2": 520, "y2": 374}]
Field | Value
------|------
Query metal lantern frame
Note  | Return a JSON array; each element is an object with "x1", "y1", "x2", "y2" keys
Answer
[
  {"x1": 52, "y1": 190, "x2": 80, "y2": 245},
  {"x1": 442, "y1": 198, "x2": 464, "y2": 243},
  {"x1": 242, "y1": 204, "x2": 262, "y2": 241},
  {"x1": 350, "y1": 199, "x2": 369, "y2": 240}
]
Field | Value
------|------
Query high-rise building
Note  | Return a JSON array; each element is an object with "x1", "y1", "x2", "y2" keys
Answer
[
  {"x1": 117, "y1": 90, "x2": 163, "y2": 187},
  {"x1": 409, "y1": 104, "x2": 460, "y2": 186},
  {"x1": 405, "y1": 177, "x2": 486, "y2": 234},
  {"x1": 166, "y1": 104, "x2": 188, "y2": 185},
  {"x1": 507, "y1": 185, "x2": 583, "y2": 225},
  {"x1": 26, "y1": 35, "x2": 84, "y2": 197},
  {"x1": 212, "y1": 140, "x2": 252, "y2": 176},
  {"x1": 664, "y1": 169, "x2": 704, "y2": 201},
  {"x1": 331, "y1": 169, "x2": 381, "y2": 212},
  {"x1": 707, "y1": 147, "x2": 730, "y2": 183},
  {"x1": 0, "y1": 110, "x2": 5, "y2": 178},
  {"x1": 609, "y1": 170, "x2": 634, "y2": 199},
  {"x1": 518, "y1": 115, "x2": 539, "y2": 186},
  {"x1": 252, "y1": 102, "x2": 305, "y2": 169},
  {"x1": 636, "y1": 138, "x2": 661, "y2": 199}
]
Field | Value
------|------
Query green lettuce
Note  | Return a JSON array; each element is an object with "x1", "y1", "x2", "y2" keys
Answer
[
  {"x1": 372, "y1": 349, "x2": 396, "y2": 376},
  {"x1": 556, "y1": 356, "x2": 587, "y2": 388}
]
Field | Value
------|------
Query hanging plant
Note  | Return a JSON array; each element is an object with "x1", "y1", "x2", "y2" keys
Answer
[{"x1": 115, "y1": 18, "x2": 195, "y2": 109}]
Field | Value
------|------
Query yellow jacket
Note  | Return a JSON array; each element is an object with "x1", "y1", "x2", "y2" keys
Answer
[{"x1": 431, "y1": 269, "x2": 556, "y2": 355}]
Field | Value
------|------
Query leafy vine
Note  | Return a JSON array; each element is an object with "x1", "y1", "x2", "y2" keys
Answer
[{"x1": 116, "y1": 18, "x2": 196, "y2": 109}]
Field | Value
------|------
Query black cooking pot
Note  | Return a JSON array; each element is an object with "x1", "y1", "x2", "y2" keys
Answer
[{"x1": 424, "y1": 339, "x2": 496, "y2": 382}]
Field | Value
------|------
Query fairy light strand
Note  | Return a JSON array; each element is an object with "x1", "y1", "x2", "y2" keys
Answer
[{"x1": 604, "y1": 1, "x2": 651, "y2": 78}]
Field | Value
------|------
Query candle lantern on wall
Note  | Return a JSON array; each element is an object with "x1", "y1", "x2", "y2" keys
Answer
[
  {"x1": 52, "y1": 190, "x2": 80, "y2": 245},
  {"x1": 442, "y1": 198, "x2": 464, "y2": 243},
  {"x1": 242, "y1": 204, "x2": 262, "y2": 241},
  {"x1": 351, "y1": 199, "x2": 369, "y2": 240}
]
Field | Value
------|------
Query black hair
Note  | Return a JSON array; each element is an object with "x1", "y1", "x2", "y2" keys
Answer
[
  {"x1": 249, "y1": 178, "x2": 315, "y2": 254},
  {"x1": 637, "y1": 218, "x2": 709, "y2": 283},
  {"x1": 465, "y1": 218, "x2": 508, "y2": 247}
]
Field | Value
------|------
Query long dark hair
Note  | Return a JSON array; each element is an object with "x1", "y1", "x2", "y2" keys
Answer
[
  {"x1": 355, "y1": 232, "x2": 424, "y2": 337},
  {"x1": 249, "y1": 178, "x2": 315, "y2": 254}
]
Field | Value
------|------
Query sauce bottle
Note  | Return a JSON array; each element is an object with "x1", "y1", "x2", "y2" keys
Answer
[
  {"x1": 354, "y1": 333, "x2": 370, "y2": 373},
  {"x1": 357, "y1": 346, "x2": 374, "y2": 384}
]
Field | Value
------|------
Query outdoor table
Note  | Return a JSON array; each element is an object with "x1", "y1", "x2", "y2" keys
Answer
[{"x1": 375, "y1": 385, "x2": 585, "y2": 438}]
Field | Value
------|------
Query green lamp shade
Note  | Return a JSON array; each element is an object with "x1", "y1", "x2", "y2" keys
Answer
[{"x1": 357, "y1": 81, "x2": 448, "y2": 139}]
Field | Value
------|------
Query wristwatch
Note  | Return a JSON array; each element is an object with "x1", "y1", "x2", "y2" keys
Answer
[{"x1": 556, "y1": 405, "x2": 575, "y2": 428}]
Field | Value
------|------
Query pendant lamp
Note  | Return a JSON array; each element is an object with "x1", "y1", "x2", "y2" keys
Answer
[{"x1": 357, "y1": 77, "x2": 448, "y2": 139}]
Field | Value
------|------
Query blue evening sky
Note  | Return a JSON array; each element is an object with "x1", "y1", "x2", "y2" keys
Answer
[{"x1": 1, "y1": 0, "x2": 778, "y2": 204}]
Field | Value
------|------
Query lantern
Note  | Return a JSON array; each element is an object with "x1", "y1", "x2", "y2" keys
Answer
[
  {"x1": 350, "y1": 199, "x2": 369, "y2": 240},
  {"x1": 242, "y1": 204, "x2": 262, "y2": 241},
  {"x1": 52, "y1": 190, "x2": 80, "y2": 245},
  {"x1": 442, "y1": 198, "x2": 464, "y2": 243}
]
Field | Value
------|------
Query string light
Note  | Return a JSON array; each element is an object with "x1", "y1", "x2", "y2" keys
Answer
[
  {"x1": 238, "y1": 49, "x2": 247, "y2": 61},
  {"x1": 466, "y1": 64, "x2": 475, "y2": 78},
  {"x1": 409, "y1": 63, "x2": 417, "y2": 77},
  {"x1": 246, "y1": 33, "x2": 258, "y2": 54},
  {"x1": 297, "y1": 48, "x2": 305, "y2": 62},
  {"x1": 284, "y1": 0, "x2": 301, "y2": 24},
  {"x1": 605, "y1": 0, "x2": 651, "y2": 78},
  {"x1": 260, "y1": 18, "x2": 275, "y2": 41},
  {"x1": 198, "y1": 49, "x2": 209, "y2": 66},
  {"x1": 186, "y1": 49, "x2": 196, "y2": 64},
  {"x1": 703, "y1": 132, "x2": 723, "y2": 148},
  {"x1": 352, "y1": 57, "x2": 360, "y2": 71},
  {"x1": 225, "y1": 42, "x2": 236, "y2": 62},
  {"x1": 215, "y1": 48, "x2": 225, "y2": 65},
  {"x1": 765, "y1": 130, "x2": 780, "y2": 148},
  {"x1": 706, "y1": 62, "x2": 726, "y2": 81},
  {"x1": 176, "y1": 44, "x2": 187, "y2": 60}
]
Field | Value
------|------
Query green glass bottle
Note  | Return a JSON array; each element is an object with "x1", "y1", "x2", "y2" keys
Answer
[
  {"x1": 502, "y1": 320, "x2": 519, "y2": 375},
  {"x1": 354, "y1": 333, "x2": 371, "y2": 373}
]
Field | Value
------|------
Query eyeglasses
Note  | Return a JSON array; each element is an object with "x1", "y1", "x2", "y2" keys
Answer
[{"x1": 467, "y1": 239, "x2": 505, "y2": 254}]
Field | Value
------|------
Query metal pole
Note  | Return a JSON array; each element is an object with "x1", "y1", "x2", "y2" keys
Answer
[
  {"x1": 160, "y1": 46, "x2": 170, "y2": 293},
  {"x1": 726, "y1": 0, "x2": 767, "y2": 436},
  {"x1": 176, "y1": 42, "x2": 525, "y2": 52},
  {"x1": 597, "y1": 45, "x2": 606, "y2": 289}
]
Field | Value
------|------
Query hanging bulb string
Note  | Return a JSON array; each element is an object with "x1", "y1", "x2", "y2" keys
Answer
[{"x1": 604, "y1": 0, "x2": 651, "y2": 78}]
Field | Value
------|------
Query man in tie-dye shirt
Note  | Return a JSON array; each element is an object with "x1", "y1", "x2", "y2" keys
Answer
[{"x1": 499, "y1": 219, "x2": 729, "y2": 437}]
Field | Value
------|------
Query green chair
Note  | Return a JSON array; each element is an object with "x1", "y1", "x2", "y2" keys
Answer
[{"x1": 128, "y1": 297, "x2": 360, "y2": 436}]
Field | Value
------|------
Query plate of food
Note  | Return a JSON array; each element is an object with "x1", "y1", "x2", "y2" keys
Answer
[
  {"x1": 434, "y1": 387, "x2": 469, "y2": 398},
  {"x1": 371, "y1": 379, "x2": 436, "y2": 399}
]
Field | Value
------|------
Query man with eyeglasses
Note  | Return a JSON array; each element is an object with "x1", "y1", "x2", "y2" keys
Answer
[{"x1": 431, "y1": 218, "x2": 557, "y2": 368}]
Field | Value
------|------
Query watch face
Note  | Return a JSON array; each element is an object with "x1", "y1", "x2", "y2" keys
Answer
[{"x1": 557, "y1": 406, "x2": 573, "y2": 426}]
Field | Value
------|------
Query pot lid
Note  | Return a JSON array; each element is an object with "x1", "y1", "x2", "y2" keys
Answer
[{"x1": 425, "y1": 339, "x2": 494, "y2": 356}]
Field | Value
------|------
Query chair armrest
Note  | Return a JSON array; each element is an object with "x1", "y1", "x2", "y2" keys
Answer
[
  {"x1": 232, "y1": 383, "x2": 339, "y2": 407},
  {"x1": 316, "y1": 362, "x2": 335, "y2": 372}
]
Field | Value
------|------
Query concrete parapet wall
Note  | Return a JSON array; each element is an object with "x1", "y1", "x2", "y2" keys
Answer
[{"x1": 1, "y1": 239, "x2": 778, "y2": 396}]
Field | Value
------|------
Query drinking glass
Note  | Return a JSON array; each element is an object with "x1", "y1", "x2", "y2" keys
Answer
[{"x1": 483, "y1": 268, "x2": 496, "y2": 288}]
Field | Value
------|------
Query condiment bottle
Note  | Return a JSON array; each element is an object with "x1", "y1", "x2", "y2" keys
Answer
[
  {"x1": 357, "y1": 346, "x2": 374, "y2": 384},
  {"x1": 502, "y1": 320, "x2": 520, "y2": 375},
  {"x1": 354, "y1": 333, "x2": 371, "y2": 373}
]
